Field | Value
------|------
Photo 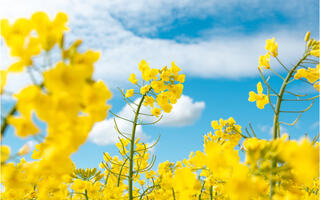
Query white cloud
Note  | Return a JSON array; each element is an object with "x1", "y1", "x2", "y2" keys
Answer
[
  {"x1": 0, "y1": 0, "x2": 310, "y2": 93},
  {"x1": 89, "y1": 98, "x2": 148, "y2": 146},
  {"x1": 157, "y1": 95, "x2": 205, "y2": 126},
  {"x1": 89, "y1": 95, "x2": 205, "y2": 145}
]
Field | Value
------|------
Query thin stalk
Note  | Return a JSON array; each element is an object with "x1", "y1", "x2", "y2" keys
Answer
[
  {"x1": 1, "y1": 82, "x2": 44, "y2": 136},
  {"x1": 128, "y1": 95, "x2": 145, "y2": 200},
  {"x1": 270, "y1": 54, "x2": 308, "y2": 199},
  {"x1": 1, "y1": 106, "x2": 16, "y2": 136},
  {"x1": 172, "y1": 188, "x2": 176, "y2": 200},
  {"x1": 84, "y1": 189, "x2": 89, "y2": 200}
]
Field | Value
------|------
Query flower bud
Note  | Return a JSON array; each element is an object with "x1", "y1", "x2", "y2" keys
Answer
[
  {"x1": 307, "y1": 39, "x2": 313, "y2": 48},
  {"x1": 304, "y1": 32, "x2": 311, "y2": 42}
]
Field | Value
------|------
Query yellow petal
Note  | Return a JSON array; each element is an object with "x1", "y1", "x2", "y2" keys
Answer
[
  {"x1": 248, "y1": 91, "x2": 257, "y2": 102},
  {"x1": 257, "y1": 82, "x2": 263, "y2": 94}
]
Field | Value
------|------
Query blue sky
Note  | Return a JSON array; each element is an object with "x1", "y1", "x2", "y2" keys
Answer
[{"x1": 1, "y1": 0, "x2": 319, "y2": 169}]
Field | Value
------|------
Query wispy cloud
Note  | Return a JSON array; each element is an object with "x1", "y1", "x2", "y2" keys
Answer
[{"x1": 0, "y1": 0, "x2": 312, "y2": 93}]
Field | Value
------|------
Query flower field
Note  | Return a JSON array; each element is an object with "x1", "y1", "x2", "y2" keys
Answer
[{"x1": 0, "y1": 12, "x2": 319, "y2": 200}]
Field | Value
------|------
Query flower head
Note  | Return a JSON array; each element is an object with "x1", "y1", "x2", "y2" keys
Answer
[
  {"x1": 258, "y1": 53, "x2": 270, "y2": 69},
  {"x1": 265, "y1": 37, "x2": 278, "y2": 57},
  {"x1": 125, "y1": 89, "x2": 134, "y2": 98},
  {"x1": 248, "y1": 82, "x2": 269, "y2": 109}
]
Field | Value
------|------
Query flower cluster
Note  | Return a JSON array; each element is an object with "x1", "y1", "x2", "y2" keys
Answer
[
  {"x1": 1, "y1": 12, "x2": 112, "y2": 199},
  {"x1": 126, "y1": 60, "x2": 185, "y2": 117},
  {"x1": 294, "y1": 32, "x2": 320, "y2": 91},
  {"x1": 258, "y1": 37, "x2": 278, "y2": 70}
]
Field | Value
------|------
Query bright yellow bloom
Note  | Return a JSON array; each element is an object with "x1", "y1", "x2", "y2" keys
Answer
[
  {"x1": 258, "y1": 53, "x2": 270, "y2": 69},
  {"x1": 151, "y1": 80, "x2": 166, "y2": 93},
  {"x1": 128, "y1": 73, "x2": 138, "y2": 84},
  {"x1": 170, "y1": 61, "x2": 181, "y2": 75},
  {"x1": 280, "y1": 138, "x2": 319, "y2": 185},
  {"x1": 176, "y1": 74, "x2": 185, "y2": 83},
  {"x1": 225, "y1": 164, "x2": 268, "y2": 200},
  {"x1": 265, "y1": 37, "x2": 278, "y2": 57},
  {"x1": 294, "y1": 64, "x2": 319, "y2": 83},
  {"x1": 160, "y1": 69, "x2": 171, "y2": 81},
  {"x1": 125, "y1": 89, "x2": 134, "y2": 98},
  {"x1": 310, "y1": 49, "x2": 320, "y2": 57},
  {"x1": 82, "y1": 80, "x2": 112, "y2": 122},
  {"x1": 7, "y1": 115, "x2": 39, "y2": 138},
  {"x1": 31, "y1": 12, "x2": 68, "y2": 51},
  {"x1": 43, "y1": 62, "x2": 89, "y2": 96},
  {"x1": 248, "y1": 82, "x2": 269, "y2": 109},
  {"x1": 172, "y1": 167, "x2": 201, "y2": 199},
  {"x1": 144, "y1": 95, "x2": 155, "y2": 107},
  {"x1": 1, "y1": 145, "x2": 11, "y2": 162},
  {"x1": 151, "y1": 107, "x2": 161, "y2": 117},
  {"x1": 140, "y1": 85, "x2": 150, "y2": 95}
]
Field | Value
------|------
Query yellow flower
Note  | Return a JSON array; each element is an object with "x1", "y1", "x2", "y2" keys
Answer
[
  {"x1": 128, "y1": 73, "x2": 138, "y2": 84},
  {"x1": 160, "y1": 103, "x2": 172, "y2": 113},
  {"x1": 248, "y1": 82, "x2": 269, "y2": 109},
  {"x1": 170, "y1": 61, "x2": 181, "y2": 76},
  {"x1": 43, "y1": 62, "x2": 89, "y2": 96},
  {"x1": 225, "y1": 164, "x2": 268, "y2": 200},
  {"x1": 211, "y1": 120, "x2": 220, "y2": 130},
  {"x1": 172, "y1": 167, "x2": 201, "y2": 199},
  {"x1": 294, "y1": 64, "x2": 319, "y2": 83},
  {"x1": 82, "y1": 80, "x2": 112, "y2": 122},
  {"x1": 140, "y1": 85, "x2": 150, "y2": 95},
  {"x1": 265, "y1": 37, "x2": 278, "y2": 57},
  {"x1": 310, "y1": 49, "x2": 320, "y2": 57},
  {"x1": 151, "y1": 80, "x2": 166, "y2": 93},
  {"x1": 144, "y1": 96, "x2": 155, "y2": 107},
  {"x1": 160, "y1": 69, "x2": 171, "y2": 82},
  {"x1": 7, "y1": 115, "x2": 40, "y2": 138},
  {"x1": 176, "y1": 74, "x2": 185, "y2": 83},
  {"x1": 125, "y1": 89, "x2": 134, "y2": 98},
  {"x1": 0, "y1": 145, "x2": 11, "y2": 162},
  {"x1": 258, "y1": 53, "x2": 270, "y2": 69},
  {"x1": 280, "y1": 138, "x2": 319, "y2": 185},
  {"x1": 31, "y1": 12, "x2": 68, "y2": 51},
  {"x1": 151, "y1": 107, "x2": 161, "y2": 117}
]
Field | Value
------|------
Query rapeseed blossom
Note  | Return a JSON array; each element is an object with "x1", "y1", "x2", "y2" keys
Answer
[
  {"x1": 125, "y1": 60, "x2": 185, "y2": 117},
  {"x1": 248, "y1": 82, "x2": 269, "y2": 109}
]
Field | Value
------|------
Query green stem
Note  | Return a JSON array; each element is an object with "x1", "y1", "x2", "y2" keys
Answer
[
  {"x1": 209, "y1": 185, "x2": 213, "y2": 200},
  {"x1": 172, "y1": 188, "x2": 176, "y2": 200},
  {"x1": 128, "y1": 96, "x2": 145, "y2": 200},
  {"x1": 269, "y1": 54, "x2": 308, "y2": 199},
  {"x1": 84, "y1": 189, "x2": 89, "y2": 200},
  {"x1": 1, "y1": 82, "x2": 44, "y2": 137},
  {"x1": 1, "y1": 106, "x2": 16, "y2": 136}
]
